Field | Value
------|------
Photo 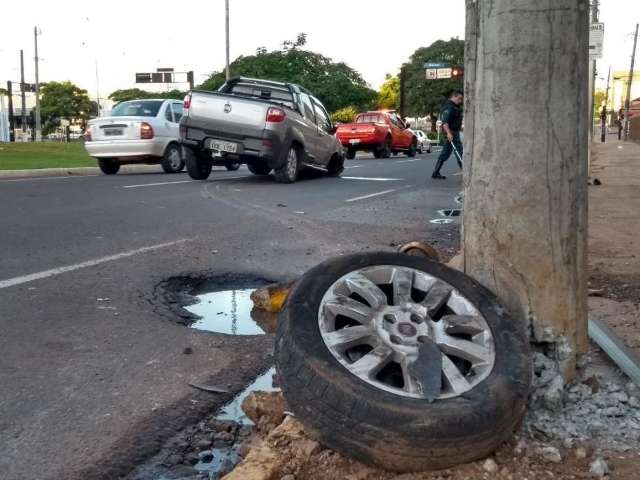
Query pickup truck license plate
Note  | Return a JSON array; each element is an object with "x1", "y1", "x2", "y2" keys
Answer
[
  {"x1": 104, "y1": 129, "x2": 123, "y2": 136},
  {"x1": 349, "y1": 139, "x2": 360, "y2": 144},
  {"x1": 210, "y1": 139, "x2": 238, "y2": 154}
]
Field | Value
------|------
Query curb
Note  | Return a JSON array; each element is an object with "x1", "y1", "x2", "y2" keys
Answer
[{"x1": 0, "y1": 164, "x2": 163, "y2": 180}]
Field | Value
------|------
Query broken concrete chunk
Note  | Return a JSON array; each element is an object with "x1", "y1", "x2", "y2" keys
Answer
[
  {"x1": 543, "y1": 375, "x2": 565, "y2": 412},
  {"x1": 541, "y1": 446, "x2": 562, "y2": 463},
  {"x1": 482, "y1": 458, "x2": 498, "y2": 473},
  {"x1": 589, "y1": 457, "x2": 609, "y2": 477}
]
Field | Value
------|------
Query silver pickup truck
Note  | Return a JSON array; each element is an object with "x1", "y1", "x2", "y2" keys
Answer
[{"x1": 179, "y1": 77, "x2": 344, "y2": 183}]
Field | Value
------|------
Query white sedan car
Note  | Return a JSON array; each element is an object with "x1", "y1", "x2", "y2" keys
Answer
[
  {"x1": 84, "y1": 99, "x2": 185, "y2": 174},
  {"x1": 415, "y1": 130, "x2": 432, "y2": 154}
]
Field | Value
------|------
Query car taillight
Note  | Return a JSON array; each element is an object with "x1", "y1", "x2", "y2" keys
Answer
[
  {"x1": 266, "y1": 107, "x2": 285, "y2": 123},
  {"x1": 183, "y1": 93, "x2": 192, "y2": 110},
  {"x1": 84, "y1": 126, "x2": 92, "y2": 142},
  {"x1": 140, "y1": 122, "x2": 154, "y2": 139}
]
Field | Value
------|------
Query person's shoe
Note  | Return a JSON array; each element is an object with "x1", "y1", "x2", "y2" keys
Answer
[{"x1": 431, "y1": 173, "x2": 446, "y2": 180}]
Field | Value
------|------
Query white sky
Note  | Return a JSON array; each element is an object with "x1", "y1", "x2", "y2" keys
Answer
[{"x1": 0, "y1": 1, "x2": 637, "y2": 101}]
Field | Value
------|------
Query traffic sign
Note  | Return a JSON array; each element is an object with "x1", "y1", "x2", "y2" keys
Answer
[
  {"x1": 437, "y1": 68, "x2": 452, "y2": 79},
  {"x1": 589, "y1": 22, "x2": 604, "y2": 60},
  {"x1": 425, "y1": 69, "x2": 438, "y2": 80},
  {"x1": 424, "y1": 62, "x2": 448, "y2": 69}
]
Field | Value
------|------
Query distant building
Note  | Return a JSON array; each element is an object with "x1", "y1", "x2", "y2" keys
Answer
[{"x1": 610, "y1": 70, "x2": 640, "y2": 111}]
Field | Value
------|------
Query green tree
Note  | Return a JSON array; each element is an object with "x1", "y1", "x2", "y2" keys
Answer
[
  {"x1": 198, "y1": 47, "x2": 376, "y2": 113},
  {"x1": 40, "y1": 81, "x2": 94, "y2": 134},
  {"x1": 108, "y1": 88, "x2": 185, "y2": 103},
  {"x1": 593, "y1": 89, "x2": 607, "y2": 117},
  {"x1": 377, "y1": 74, "x2": 399, "y2": 110},
  {"x1": 331, "y1": 106, "x2": 359, "y2": 124},
  {"x1": 403, "y1": 38, "x2": 464, "y2": 129}
]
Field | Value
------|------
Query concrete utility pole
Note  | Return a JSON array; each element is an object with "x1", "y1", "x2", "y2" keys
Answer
[
  {"x1": 225, "y1": 0, "x2": 230, "y2": 81},
  {"x1": 623, "y1": 23, "x2": 638, "y2": 141},
  {"x1": 20, "y1": 50, "x2": 27, "y2": 139},
  {"x1": 463, "y1": 0, "x2": 589, "y2": 380},
  {"x1": 34, "y1": 26, "x2": 42, "y2": 141},
  {"x1": 601, "y1": 66, "x2": 611, "y2": 142}
]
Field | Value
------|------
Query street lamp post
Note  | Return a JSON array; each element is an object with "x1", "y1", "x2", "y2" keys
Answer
[{"x1": 225, "y1": 0, "x2": 230, "y2": 81}]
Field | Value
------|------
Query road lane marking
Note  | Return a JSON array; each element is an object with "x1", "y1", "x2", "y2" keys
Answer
[
  {"x1": 341, "y1": 176, "x2": 404, "y2": 182},
  {"x1": 0, "y1": 239, "x2": 189, "y2": 289},
  {"x1": 345, "y1": 189, "x2": 397, "y2": 203},
  {"x1": 395, "y1": 159, "x2": 421, "y2": 163},
  {"x1": 123, "y1": 180, "x2": 196, "y2": 188},
  {"x1": 1, "y1": 175, "x2": 100, "y2": 183},
  {"x1": 344, "y1": 165, "x2": 363, "y2": 169},
  {"x1": 123, "y1": 176, "x2": 247, "y2": 188}
]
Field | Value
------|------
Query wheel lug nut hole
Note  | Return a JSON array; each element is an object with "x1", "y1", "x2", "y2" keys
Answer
[
  {"x1": 410, "y1": 314, "x2": 423, "y2": 324},
  {"x1": 390, "y1": 335, "x2": 402, "y2": 344}
]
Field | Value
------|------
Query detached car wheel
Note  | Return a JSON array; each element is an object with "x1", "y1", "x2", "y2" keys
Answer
[
  {"x1": 97, "y1": 158, "x2": 120, "y2": 175},
  {"x1": 276, "y1": 252, "x2": 531, "y2": 472},
  {"x1": 162, "y1": 144, "x2": 185, "y2": 173},
  {"x1": 183, "y1": 146, "x2": 212, "y2": 180}
]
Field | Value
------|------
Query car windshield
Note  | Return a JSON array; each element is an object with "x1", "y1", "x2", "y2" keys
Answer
[{"x1": 111, "y1": 100, "x2": 163, "y2": 117}]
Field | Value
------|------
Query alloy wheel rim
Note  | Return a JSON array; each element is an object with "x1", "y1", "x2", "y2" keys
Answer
[
  {"x1": 318, "y1": 265, "x2": 495, "y2": 399},
  {"x1": 169, "y1": 148, "x2": 181, "y2": 169},
  {"x1": 286, "y1": 148, "x2": 297, "y2": 178}
]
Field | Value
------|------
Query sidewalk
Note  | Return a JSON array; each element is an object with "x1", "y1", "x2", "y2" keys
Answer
[{"x1": 589, "y1": 139, "x2": 640, "y2": 355}]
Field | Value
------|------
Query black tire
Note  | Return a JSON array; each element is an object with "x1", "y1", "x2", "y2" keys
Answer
[
  {"x1": 97, "y1": 158, "x2": 120, "y2": 175},
  {"x1": 225, "y1": 161, "x2": 241, "y2": 171},
  {"x1": 407, "y1": 139, "x2": 417, "y2": 157},
  {"x1": 183, "y1": 146, "x2": 212, "y2": 180},
  {"x1": 274, "y1": 144, "x2": 301, "y2": 183},
  {"x1": 427, "y1": 144, "x2": 432, "y2": 154},
  {"x1": 346, "y1": 148, "x2": 356, "y2": 160},
  {"x1": 247, "y1": 163, "x2": 271, "y2": 175},
  {"x1": 373, "y1": 149, "x2": 382, "y2": 159},
  {"x1": 378, "y1": 137, "x2": 392, "y2": 158},
  {"x1": 161, "y1": 144, "x2": 185, "y2": 173},
  {"x1": 326, "y1": 153, "x2": 344, "y2": 177},
  {"x1": 276, "y1": 252, "x2": 531, "y2": 472}
]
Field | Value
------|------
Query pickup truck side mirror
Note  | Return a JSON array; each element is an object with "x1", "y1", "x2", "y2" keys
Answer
[{"x1": 329, "y1": 125, "x2": 338, "y2": 135}]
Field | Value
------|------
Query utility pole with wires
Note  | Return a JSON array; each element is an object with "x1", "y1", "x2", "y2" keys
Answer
[
  {"x1": 623, "y1": 23, "x2": 638, "y2": 141},
  {"x1": 601, "y1": 66, "x2": 611, "y2": 142},
  {"x1": 34, "y1": 26, "x2": 42, "y2": 141},
  {"x1": 589, "y1": 0, "x2": 599, "y2": 138},
  {"x1": 225, "y1": 0, "x2": 230, "y2": 81},
  {"x1": 20, "y1": 50, "x2": 27, "y2": 140}
]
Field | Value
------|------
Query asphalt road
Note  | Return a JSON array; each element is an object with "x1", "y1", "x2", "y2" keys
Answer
[{"x1": 0, "y1": 151, "x2": 462, "y2": 480}]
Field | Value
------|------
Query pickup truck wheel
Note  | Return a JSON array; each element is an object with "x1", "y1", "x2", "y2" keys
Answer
[
  {"x1": 225, "y1": 161, "x2": 241, "y2": 171},
  {"x1": 407, "y1": 140, "x2": 418, "y2": 157},
  {"x1": 248, "y1": 164, "x2": 271, "y2": 175},
  {"x1": 98, "y1": 158, "x2": 120, "y2": 175},
  {"x1": 183, "y1": 146, "x2": 212, "y2": 180},
  {"x1": 346, "y1": 148, "x2": 356, "y2": 160},
  {"x1": 327, "y1": 154, "x2": 344, "y2": 177},
  {"x1": 275, "y1": 252, "x2": 531, "y2": 472},
  {"x1": 379, "y1": 138, "x2": 392, "y2": 159},
  {"x1": 161, "y1": 144, "x2": 185, "y2": 173},
  {"x1": 274, "y1": 145, "x2": 300, "y2": 183}
]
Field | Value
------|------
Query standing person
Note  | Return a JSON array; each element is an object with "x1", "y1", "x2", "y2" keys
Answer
[
  {"x1": 431, "y1": 90, "x2": 464, "y2": 180},
  {"x1": 617, "y1": 107, "x2": 624, "y2": 140}
]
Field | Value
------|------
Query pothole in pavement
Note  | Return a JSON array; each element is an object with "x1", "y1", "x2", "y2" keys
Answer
[{"x1": 159, "y1": 273, "x2": 278, "y2": 335}]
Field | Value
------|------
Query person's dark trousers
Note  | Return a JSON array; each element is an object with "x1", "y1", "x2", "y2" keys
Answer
[{"x1": 432, "y1": 131, "x2": 463, "y2": 176}]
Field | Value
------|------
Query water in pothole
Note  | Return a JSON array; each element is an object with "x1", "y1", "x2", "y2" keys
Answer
[{"x1": 185, "y1": 289, "x2": 276, "y2": 335}]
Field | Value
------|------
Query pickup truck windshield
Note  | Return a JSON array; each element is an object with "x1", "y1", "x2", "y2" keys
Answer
[
  {"x1": 356, "y1": 114, "x2": 385, "y2": 124},
  {"x1": 225, "y1": 81, "x2": 294, "y2": 109},
  {"x1": 111, "y1": 100, "x2": 163, "y2": 117}
]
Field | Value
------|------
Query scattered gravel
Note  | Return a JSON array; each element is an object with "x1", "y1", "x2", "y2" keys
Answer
[
  {"x1": 589, "y1": 457, "x2": 609, "y2": 477},
  {"x1": 482, "y1": 458, "x2": 498, "y2": 473}
]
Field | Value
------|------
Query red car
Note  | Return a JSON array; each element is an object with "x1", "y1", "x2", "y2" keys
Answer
[{"x1": 336, "y1": 110, "x2": 418, "y2": 159}]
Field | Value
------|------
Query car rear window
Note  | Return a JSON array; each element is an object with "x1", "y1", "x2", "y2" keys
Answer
[
  {"x1": 356, "y1": 114, "x2": 384, "y2": 124},
  {"x1": 111, "y1": 100, "x2": 163, "y2": 117},
  {"x1": 226, "y1": 82, "x2": 294, "y2": 109}
]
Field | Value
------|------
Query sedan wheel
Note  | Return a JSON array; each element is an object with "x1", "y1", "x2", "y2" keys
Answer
[{"x1": 162, "y1": 144, "x2": 185, "y2": 173}]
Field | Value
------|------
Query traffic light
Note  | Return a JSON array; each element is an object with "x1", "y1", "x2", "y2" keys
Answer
[{"x1": 452, "y1": 66, "x2": 464, "y2": 78}]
